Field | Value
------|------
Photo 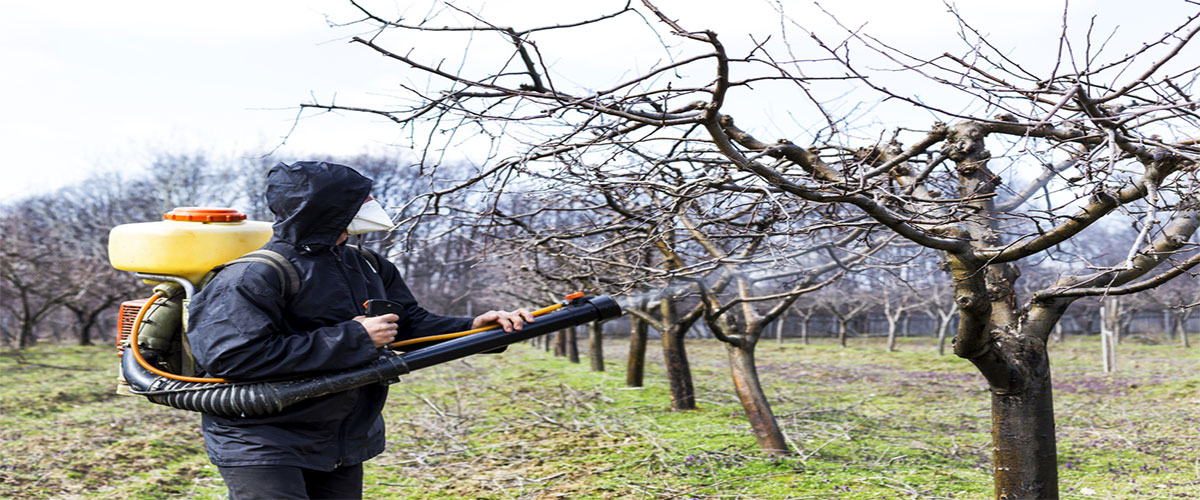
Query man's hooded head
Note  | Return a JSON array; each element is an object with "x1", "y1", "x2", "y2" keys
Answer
[{"x1": 266, "y1": 161, "x2": 375, "y2": 247}]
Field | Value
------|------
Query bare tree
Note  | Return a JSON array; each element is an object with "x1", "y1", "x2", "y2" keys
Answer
[
  {"x1": 0, "y1": 241, "x2": 70, "y2": 348},
  {"x1": 50, "y1": 177, "x2": 160, "y2": 345},
  {"x1": 481, "y1": 182, "x2": 717, "y2": 410},
  {"x1": 1141, "y1": 278, "x2": 1200, "y2": 348},
  {"x1": 0, "y1": 175, "x2": 159, "y2": 348},
  {"x1": 922, "y1": 277, "x2": 959, "y2": 356},
  {"x1": 788, "y1": 300, "x2": 821, "y2": 345},
  {"x1": 819, "y1": 290, "x2": 872, "y2": 348},
  {"x1": 691, "y1": 219, "x2": 884, "y2": 454},
  {"x1": 868, "y1": 261, "x2": 932, "y2": 352}
]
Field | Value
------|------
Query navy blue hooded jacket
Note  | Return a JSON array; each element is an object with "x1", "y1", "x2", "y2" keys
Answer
[{"x1": 187, "y1": 161, "x2": 473, "y2": 470}]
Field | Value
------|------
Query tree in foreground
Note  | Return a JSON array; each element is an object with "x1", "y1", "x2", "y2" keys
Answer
[
  {"x1": 315, "y1": 2, "x2": 1200, "y2": 497},
  {"x1": 692, "y1": 220, "x2": 891, "y2": 454}
]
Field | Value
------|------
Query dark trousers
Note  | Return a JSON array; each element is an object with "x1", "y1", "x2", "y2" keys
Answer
[{"x1": 217, "y1": 463, "x2": 363, "y2": 500}]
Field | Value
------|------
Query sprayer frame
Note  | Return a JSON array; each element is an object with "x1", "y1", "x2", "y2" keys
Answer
[{"x1": 135, "y1": 273, "x2": 195, "y2": 299}]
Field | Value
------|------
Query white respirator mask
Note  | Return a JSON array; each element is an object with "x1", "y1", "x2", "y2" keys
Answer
[{"x1": 346, "y1": 197, "x2": 394, "y2": 235}]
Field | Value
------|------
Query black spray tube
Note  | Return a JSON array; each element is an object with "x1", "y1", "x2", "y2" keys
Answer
[{"x1": 122, "y1": 295, "x2": 623, "y2": 418}]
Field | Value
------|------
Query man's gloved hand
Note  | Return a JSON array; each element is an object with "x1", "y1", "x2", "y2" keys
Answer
[
  {"x1": 354, "y1": 313, "x2": 400, "y2": 348},
  {"x1": 471, "y1": 309, "x2": 536, "y2": 332}
]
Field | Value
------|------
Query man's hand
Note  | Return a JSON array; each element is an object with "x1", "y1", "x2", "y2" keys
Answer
[
  {"x1": 472, "y1": 309, "x2": 536, "y2": 332},
  {"x1": 354, "y1": 313, "x2": 400, "y2": 348}
]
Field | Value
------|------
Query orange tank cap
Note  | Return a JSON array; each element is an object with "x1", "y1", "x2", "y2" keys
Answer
[
  {"x1": 565, "y1": 291, "x2": 585, "y2": 301},
  {"x1": 163, "y1": 207, "x2": 248, "y2": 222}
]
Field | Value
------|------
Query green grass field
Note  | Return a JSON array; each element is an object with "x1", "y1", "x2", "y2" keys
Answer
[{"x1": 2, "y1": 335, "x2": 1198, "y2": 499}]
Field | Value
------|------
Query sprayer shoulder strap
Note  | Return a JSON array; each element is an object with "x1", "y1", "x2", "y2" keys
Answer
[
  {"x1": 345, "y1": 244, "x2": 381, "y2": 275},
  {"x1": 223, "y1": 249, "x2": 302, "y2": 299},
  {"x1": 211, "y1": 246, "x2": 376, "y2": 299}
]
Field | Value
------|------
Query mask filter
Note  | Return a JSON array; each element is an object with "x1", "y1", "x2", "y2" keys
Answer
[{"x1": 346, "y1": 197, "x2": 394, "y2": 235}]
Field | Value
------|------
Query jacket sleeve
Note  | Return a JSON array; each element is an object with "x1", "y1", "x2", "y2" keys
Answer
[
  {"x1": 374, "y1": 258, "x2": 474, "y2": 340},
  {"x1": 187, "y1": 263, "x2": 379, "y2": 380}
]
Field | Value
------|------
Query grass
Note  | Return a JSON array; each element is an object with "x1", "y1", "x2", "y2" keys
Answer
[{"x1": 1, "y1": 335, "x2": 1198, "y2": 499}]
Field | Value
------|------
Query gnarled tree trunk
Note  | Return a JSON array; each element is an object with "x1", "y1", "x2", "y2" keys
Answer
[
  {"x1": 660, "y1": 298, "x2": 696, "y2": 410},
  {"x1": 661, "y1": 325, "x2": 695, "y2": 409},
  {"x1": 567, "y1": 325, "x2": 580, "y2": 363},
  {"x1": 1173, "y1": 310, "x2": 1192, "y2": 348},
  {"x1": 19, "y1": 323, "x2": 37, "y2": 349},
  {"x1": 951, "y1": 257, "x2": 1061, "y2": 500},
  {"x1": 726, "y1": 339, "x2": 789, "y2": 455},
  {"x1": 626, "y1": 314, "x2": 648, "y2": 387},
  {"x1": 936, "y1": 313, "x2": 952, "y2": 356},
  {"x1": 970, "y1": 335, "x2": 1059, "y2": 499},
  {"x1": 588, "y1": 322, "x2": 604, "y2": 371},
  {"x1": 554, "y1": 329, "x2": 566, "y2": 356}
]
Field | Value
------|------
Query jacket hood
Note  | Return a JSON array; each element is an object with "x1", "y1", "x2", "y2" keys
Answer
[{"x1": 266, "y1": 161, "x2": 373, "y2": 247}]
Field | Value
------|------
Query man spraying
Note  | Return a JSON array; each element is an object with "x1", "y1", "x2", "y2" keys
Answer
[{"x1": 187, "y1": 161, "x2": 533, "y2": 499}]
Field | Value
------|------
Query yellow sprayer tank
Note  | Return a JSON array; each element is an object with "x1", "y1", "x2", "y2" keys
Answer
[{"x1": 108, "y1": 207, "x2": 273, "y2": 284}]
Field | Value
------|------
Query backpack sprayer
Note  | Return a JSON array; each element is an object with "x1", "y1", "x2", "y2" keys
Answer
[{"x1": 108, "y1": 207, "x2": 622, "y2": 418}]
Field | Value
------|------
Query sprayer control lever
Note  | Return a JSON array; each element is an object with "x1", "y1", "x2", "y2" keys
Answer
[{"x1": 364, "y1": 299, "x2": 403, "y2": 317}]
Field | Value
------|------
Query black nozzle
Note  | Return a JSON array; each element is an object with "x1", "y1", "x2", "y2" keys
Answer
[{"x1": 400, "y1": 294, "x2": 623, "y2": 371}]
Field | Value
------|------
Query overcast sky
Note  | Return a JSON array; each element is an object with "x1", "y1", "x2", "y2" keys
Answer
[
  {"x1": 0, "y1": 1, "x2": 401, "y2": 201},
  {"x1": 0, "y1": 0, "x2": 1189, "y2": 202}
]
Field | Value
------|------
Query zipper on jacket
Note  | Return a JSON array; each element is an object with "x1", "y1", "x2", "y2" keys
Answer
[{"x1": 331, "y1": 246, "x2": 364, "y2": 313}]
